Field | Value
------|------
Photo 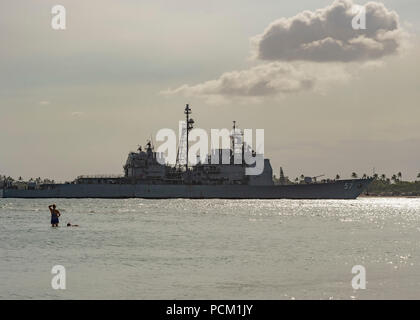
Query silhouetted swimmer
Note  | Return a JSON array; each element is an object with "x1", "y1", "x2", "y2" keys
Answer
[
  {"x1": 49, "y1": 204, "x2": 61, "y2": 227},
  {"x1": 67, "y1": 222, "x2": 79, "y2": 227}
]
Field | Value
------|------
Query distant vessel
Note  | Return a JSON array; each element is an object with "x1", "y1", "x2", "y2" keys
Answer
[{"x1": 1, "y1": 105, "x2": 372, "y2": 199}]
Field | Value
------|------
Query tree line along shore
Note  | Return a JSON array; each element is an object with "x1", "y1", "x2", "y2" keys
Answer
[
  {"x1": 363, "y1": 178, "x2": 420, "y2": 197},
  {"x1": 354, "y1": 173, "x2": 420, "y2": 197}
]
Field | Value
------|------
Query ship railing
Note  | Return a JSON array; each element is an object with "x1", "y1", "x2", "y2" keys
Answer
[{"x1": 76, "y1": 174, "x2": 124, "y2": 179}]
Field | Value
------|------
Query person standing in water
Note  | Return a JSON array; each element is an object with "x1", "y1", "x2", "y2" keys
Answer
[{"x1": 49, "y1": 204, "x2": 61, "y2": 227}]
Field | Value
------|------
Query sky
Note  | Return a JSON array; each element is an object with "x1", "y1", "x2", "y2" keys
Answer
[{"x1": 0, "y1": 0, "x2": 419, "y2": 182}]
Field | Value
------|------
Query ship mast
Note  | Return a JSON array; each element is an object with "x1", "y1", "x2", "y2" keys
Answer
[
  {"x1": 232, "y1": 120, "x2": 244, "y2": 165},
  {"x1": 184, "y1": 104, "x2": 194, "y2": 171},
  {"x1": 232, "y1": 120, "x2": 236, "y2": 153}
]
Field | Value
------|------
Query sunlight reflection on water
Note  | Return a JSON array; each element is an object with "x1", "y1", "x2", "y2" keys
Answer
[{"x1": 1, "y1": 197, "x2": 419, "y2": 299}]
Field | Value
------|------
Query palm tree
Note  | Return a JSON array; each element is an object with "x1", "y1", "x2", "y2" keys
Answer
[
  {"x1": 351, "y1": 172, "x2": 358, "y2": 179},
  {"x1": 294, "y1": 177, "x2": 299, "y2": 183},
  {"x1": 397, "y1": 172, "x2": 402, "y2": 182},
  {"x1": 381, "y1": 174, "x2": 386, "y2": 181},
  {"x1": 335, "y1": 174, "x2": 340, "y2": 180},
  {"x1": 391, "y1": 174, "x2": 397, "y2": 183},
  {"x1": 3, "y1": 176, "x2": 13, "y2": 187},
  {"x1": 417, "y1": 173, "x2": 420, "y2": 180},
  {"x1": 373, "y1": 173, "x2": 379, "y2": 180},
  {"x1": 362, "y1": 173, "x2": 367, "y2": 179},
  {"x1": 300, "y1": 174, "x2": 305, "y2": 181}
]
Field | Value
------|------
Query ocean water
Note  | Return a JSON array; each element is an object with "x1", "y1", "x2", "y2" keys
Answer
[{"x1": 1, "y1": 198, "x2": 420, "y2": 300}]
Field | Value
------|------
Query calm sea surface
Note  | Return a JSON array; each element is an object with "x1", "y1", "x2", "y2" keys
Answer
[{"x1": 1, "y1": 198, "x2": 420, "y2": 299}]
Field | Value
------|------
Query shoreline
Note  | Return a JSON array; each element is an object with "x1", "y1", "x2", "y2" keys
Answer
[{"x1": 360, "y1": 194, "x2": 420, "y2": 198}]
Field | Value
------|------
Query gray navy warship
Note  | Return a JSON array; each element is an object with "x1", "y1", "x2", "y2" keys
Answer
[{"x1": 1, "y1": 105, "x2": 372, "y2": 199}]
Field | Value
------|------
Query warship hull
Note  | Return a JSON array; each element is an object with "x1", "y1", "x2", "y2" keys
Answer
[{"x1": 1, "y1": 178, "x2": 371, "y2": 199}]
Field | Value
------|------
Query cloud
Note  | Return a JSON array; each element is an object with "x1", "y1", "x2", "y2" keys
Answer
[
  {"x1": 164, "y1": 0, "x2": 407, "y2": 100},
  {"x1": 163, "y1": 63, "x2": 314, "y2": 97},
  {"x1": 252, "y1": 0, "x2": 405, "y2": 62},
  {"x1": 71, "y1": 111, "x2": 85, "y2": 118},
  {"x1": 162, "y1": 63, "x2": 352, "y2": 100}
]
